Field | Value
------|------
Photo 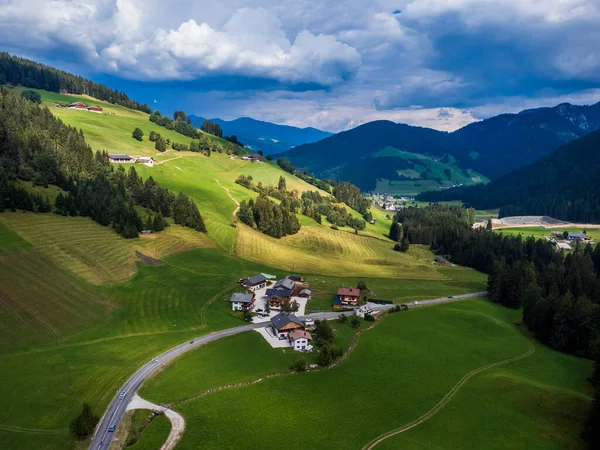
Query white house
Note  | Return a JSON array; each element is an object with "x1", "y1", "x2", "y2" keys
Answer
[
  {"x1": 356, "y1": 304, "x2": 373, "y2": 318},
  {"x1": 289, "y1": 329, "x2": 313, "y2": 352},
  {"x1": 230, "y1": 292, "x2": 255, "y2": 311},
  {"x1": 242, "y1": 274, "x2": 267, "y2": 291},
  {"x1": 136, "y1": 156, "x2": 154, "y2": 167}
]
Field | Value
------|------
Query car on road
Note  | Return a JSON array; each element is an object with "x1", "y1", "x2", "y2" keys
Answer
[
  {"x1": 414, "y1": 301, "x2": 419, "y2": 305},
  {"x1": 153, "y1": 358, "x2": 159, "y2": 363},
  {"x1": 119, "y1": 390, "x2": 126, "y2": 399},
  {"x1": 108, "y1": 424, "x2": 116, "y2": 432},
  {"x1": 190, "y1": 340, "x2": 194, "y2": 344}
]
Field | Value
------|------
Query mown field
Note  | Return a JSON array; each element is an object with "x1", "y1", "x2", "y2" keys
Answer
[{"x1": 140, "y1": 298, "x2": 593, "y2": 450}]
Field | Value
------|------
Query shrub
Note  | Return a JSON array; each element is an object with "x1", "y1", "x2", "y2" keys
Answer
[
  {"x1": 350, "y1": 317, "x2": 361, "y2": 328},
  {"x1": 317, "y1": 345, "x2": 333, "y2": 366},
  {"x1": 21, "y1": 89, "x2": 42, "y2": 103},
  {"x1": 293, "y1": 357, "x2": 307, "y2": 372},
  {"x1": 242, "y1": 310, "x2": 252, "y2": 322},
  {"x1": 339, "y1": 313, "x2": 348, "y2": 323},
  {"x1": 69, "y1": 403, "x2": 99, "y2": 440},
  {"x1": 132, "y1": 127, "x2": 144, "y2": 141}
]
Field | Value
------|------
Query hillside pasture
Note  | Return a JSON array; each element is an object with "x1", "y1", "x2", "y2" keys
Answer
[
  {"x1": 0, "y1": 212, "x2": 213, "y2": 285},
  {"x1": 152, "y1": 298, "x2": 592, "y2": 450},
  {"x1": 496, "y1": 226, "x2": 600, "y2": 242}
]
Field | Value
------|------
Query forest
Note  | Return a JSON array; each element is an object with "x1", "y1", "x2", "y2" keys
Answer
[
  {"x1": 0, "y1": 52, "x2": 151, "y2": 113},
  {"x1": 418, "y1": 130, "x2": 600, "y2": 223},
  {"x1": 0, "y1": 89, "x2": 205, "y2": 237}
]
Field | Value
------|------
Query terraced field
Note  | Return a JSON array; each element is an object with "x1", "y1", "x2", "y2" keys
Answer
[{"x1": 0, "y1": 212, "x2": 213, "y2": 285}]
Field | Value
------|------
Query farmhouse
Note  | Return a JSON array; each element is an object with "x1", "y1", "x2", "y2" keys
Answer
[
  {"x1": 288, "y1": 274, "x2": 304, "y2": 282},
  {"x1": 265, "y1": 288, "x2": 292, "y2": 309},
  {"x1": 68, "y1": 101, "x2": 88, "y2": 110},
  {"x1": 273, "y1": 277, "x2": 295, "y2": 291},
  {"x1": 108, "y1": 154, "x2": 133, "y2": 163},
  {"x1": 567, "y1": 232, "x2": 589, "y2": 242},
  {"x1": 229, "y1": 292, "x2": 256, "y2": 311},
  {"x1": 242, "y1": 274, "x2": 267, "y2": 291},
  {"x1": 136, "y1": 156, "x2": 154, "y2": 167},
  {"x1": 87, "y1": 105, "x2": 103, "y2": 113},
  {"x1": 271, "y1": 312, "x2": 304, "y2": 339},
  {"x1": 289, "y1": 330, "x2": 313, "y2": 352},
  {"x1": 356, "y1": 304, "x2": 373, "y2": 318},
  {"x1": 249, "y1": 153, "x2": 262, "y2": 162},
  {"x1": 337, "y1": 287, "x2": 361, "y2": 307}
]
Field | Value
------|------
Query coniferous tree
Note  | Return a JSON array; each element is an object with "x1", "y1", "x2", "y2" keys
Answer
[{"x1": 132, "y1": 127, "x2": 144, "y2": 141}]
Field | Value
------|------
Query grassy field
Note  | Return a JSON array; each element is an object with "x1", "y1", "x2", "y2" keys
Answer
[
  {"x1": 372, "y1": 147, "x2": 489, "y2": 196},
  {"x1": 0, "y1": 212, "x2": 213, "y2": 285},
  {"x1": 118, "y1": 410, "x2": 171, "y2": 450},
  {"x1": 141, "y1": 298, "x2": 592, "y2": 450}
]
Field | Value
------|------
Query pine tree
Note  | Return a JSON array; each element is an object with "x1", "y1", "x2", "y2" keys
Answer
[{"x1": 153, "y1": 212, "x2": 165, "y2": 231}]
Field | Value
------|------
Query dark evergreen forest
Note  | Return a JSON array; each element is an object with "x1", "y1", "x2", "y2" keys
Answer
[{"x1": 0, "y1": 53, "x2": 151, "y2": 113}]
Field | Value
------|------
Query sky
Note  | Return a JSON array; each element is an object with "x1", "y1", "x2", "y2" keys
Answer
[{"x1": 1, "y1": 0, "x2": 600, "y2": 132}]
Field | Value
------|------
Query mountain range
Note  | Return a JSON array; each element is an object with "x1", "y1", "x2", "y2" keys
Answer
[
  {"x1": 276, "y1": 101, "x2": 600, "y2": 190},
  {"x1": 188, "y1": 115, "x2": 332, "y2": 155},
  {"x1": 418, "y1": 128, "x2": 600, "y2": 223}
]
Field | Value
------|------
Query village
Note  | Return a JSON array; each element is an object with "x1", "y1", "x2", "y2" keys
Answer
[
  {"x1": 229, "y1": 274, "x2": 377, "y2": 352},
  {"x1": 370, "y1": 193, "x2": 415, "y2": 212}
]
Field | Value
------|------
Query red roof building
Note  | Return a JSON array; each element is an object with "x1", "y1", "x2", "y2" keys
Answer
[{"x1": 337, "y1": 287, "x2": 361, "y2": 306}]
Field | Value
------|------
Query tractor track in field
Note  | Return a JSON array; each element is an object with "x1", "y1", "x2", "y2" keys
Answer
[
  {"x1": 361, "y1": 340, "x2": 536, "y2": 450},
  {"x1": 214, "y1": 179, "x2": 239, "y2": 220}
]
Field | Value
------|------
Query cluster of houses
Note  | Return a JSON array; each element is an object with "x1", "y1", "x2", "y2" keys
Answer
[
  {"x1": 270, "y1": 312, "x2": 314, "y2": 351},
  {"x1": 68, "y1": 101, "x2": 103, "y2": 114},
  {"x1": 549, "y1": 231, "x2": 593, "y2": 251},
  {"x1": 371, "y1": 194, "x2": 414, "y2": 212},
  {"x1": 235, "y1": 274, "x2": 311, "y2": 312},
  {"x1": 108, "y1": 154, "x2": 155, "y2": 167}
]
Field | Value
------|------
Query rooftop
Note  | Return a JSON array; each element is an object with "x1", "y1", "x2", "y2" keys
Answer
[
  {"x1": 266, "y1": 288, "x2": 293, "y2": 299},
  {"x1": 271, "y1": 312, "x2": 304, "y2": 330},
  {"x1": 338, "y1": 287, "x2": 360, "y2": 297},
  {"x1": 289, "y1": 330, "x2": 312, "y2": 341},
  {"x1": 246, "y1": 274, "x2": 267, "y2": 285},
  {"x1": 274, "y1": 277, "x2": 295, "y2": 290},
  {"x1": 108, "y1": 154, "x2": 132, "y2": 159},
  {"x1": 230, "y1": 293, "x2": 254, "y2": 303}
]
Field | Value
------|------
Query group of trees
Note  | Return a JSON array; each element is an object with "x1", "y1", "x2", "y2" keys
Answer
[
  {"x1": 237, "y1": 193, "x2": 300, "y2": 238},
  {"x1": 276, "y1": 157, "x2": 296, "y2": 174},
  {"x1": 0, "y1": 52, "x2": 151, "y2": 113},
  {"x1": 331, "y1": 181, "x2": 371, "y2": 215},
  {"x1": 0, "y1": 89, "x2": 206, "y2": 238},
  {"x1": 200, "y1": 119, "x2": 223, "y2": 137},
  {"x1": 294, "y1": 170, "x2": 332, "y2": 193}
]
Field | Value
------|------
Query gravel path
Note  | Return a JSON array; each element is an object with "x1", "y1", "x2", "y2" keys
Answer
[{"x1": 126, "y1": 394, "x2": 185, "y2": 450}]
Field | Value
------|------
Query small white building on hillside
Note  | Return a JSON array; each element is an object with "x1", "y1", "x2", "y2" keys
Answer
[{"x1": 289, "y1": 329, "x2": 313, "y2": 352}]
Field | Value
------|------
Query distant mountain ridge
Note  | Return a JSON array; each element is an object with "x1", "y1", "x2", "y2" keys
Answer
[
  {"x1": 188, "y1": 115, "x2": 332, "y2": 155},
  {"x1": 276, "y1": 100, "x2": 600, "y2": 190}
]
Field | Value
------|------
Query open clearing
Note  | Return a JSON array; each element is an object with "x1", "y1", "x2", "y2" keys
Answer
[{"x1": 142, "y1": 298, "x2": 592, "y2": 450}]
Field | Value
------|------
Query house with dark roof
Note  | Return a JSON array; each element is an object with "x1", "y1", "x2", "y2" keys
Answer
[
  {"x1": 298, "y1": 289, "x2": 312, "y2": 299},
  {"x1": 242, "y1": 274, "x2": 267, "y2": 291},
  {"x1": 567, "y1": 232, "x2": 589, "y2": 242},
  {"x1": 108, "y1": 154, "x2": 133, "y2": 163},
  {"x1": 266, "y1": 288, "x2": 292, "y2": 309},
  {"x1": 271, "y1": 312, "x2": 304, "y2": 339},
  {"x1": 249, "y1": 153, "x2": 262, "y2": 162},
  {"x1": 273, "y1": 277, "x2": 295, "y2": 291},
  {"x1": 229, "y1": 293, "x2": 256, "y2": 311},
  {"x1": 337, "y1": 287, "x2": 361, "y2": 306},
  {"x1": 289, "y1": 329, "x2": 313, "y2": 351}
]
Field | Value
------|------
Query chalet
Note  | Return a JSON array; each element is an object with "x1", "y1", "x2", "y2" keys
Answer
[
  {"x1": 356, "y1": 304, "x2": 373, "y2": 318},
  {"x1": 288, "y1": 274, "x2": 304, "y2": 282},
  {"x1": 567, "y1": 232, "x2": 589, "y2": 242},
  {"x1": 289, "y1": 330, "x2": 313, "y2": 352},
  {"x1": 273, "y1": 277, "x2": 295, "y2": 291},
  {"x1": 337, "y1": 287, "x2": 361, "y2": 307},
  {"x1": 108, "y1": 154, "x2": 133, "y2": 163},
  {"x1": 249, "y1": 153, "x2": 262, "y2": 162},
  {"x1": 298, "y1": 289, "x2": 312, "y2": 299},
  {"x1": 370, "y1": 219, "x2": 376, "y2": 225},
  {"x1": 87, "y1": 105, "x2": 103, "y2": 114},
  {"x1": 271, "y1": 312, "x2": 304, "y2": 339},
  {"x1": 136, "y1": 156, "x2": 154, "y2": 167},
  {"x1": 68, "y1": 101, "x2": 88, "y2": 110},
  {"x1": 230, "y1": 292, "x2": 256, "y2": 311},
  {"x1": 242, "y1": 274, "x2": 267, "y2": 291},
  {"x1": 266, "y1": 288, "x2": 292, "y2": 309}
]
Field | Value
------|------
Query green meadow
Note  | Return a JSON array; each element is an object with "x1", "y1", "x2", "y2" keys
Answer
[
  {"x1": 497, "y1": 226, "x2": 600, "y2": 242},
  {"x1": 140, "y1": 298, "x2": 592, "y2": 450}
]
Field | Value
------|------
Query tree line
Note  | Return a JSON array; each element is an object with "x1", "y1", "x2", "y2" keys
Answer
[
  {"x1": 0, "y1": 89, "x2": 206, "y2": 237},
  {"x1": 0, "y1": 52, "x2": 151, "y2": 113},
  {"x1": 237, "y1": 193, "x2": 300, "y2": 238}
]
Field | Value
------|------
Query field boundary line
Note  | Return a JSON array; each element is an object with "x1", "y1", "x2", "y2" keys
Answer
[
  {"x1": 361, "y1": 340, "x2": 536, "y2": 450},
  {"x1": 0, "y1": 424, "x2": 66, "y2": 435}
]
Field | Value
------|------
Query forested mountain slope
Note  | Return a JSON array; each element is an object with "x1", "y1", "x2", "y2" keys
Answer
[
  {"x1": 278, "y1": 101, "x2": 600, "y2": 190},
  {"x1": 419, "y1": 129, "x2": 600, "y2": 222},
  {"x1": 189, "y1": 115, "x2": 332, "y2": 154}
]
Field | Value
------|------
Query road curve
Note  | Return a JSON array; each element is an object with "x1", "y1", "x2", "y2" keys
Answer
[{"x1": 90, "y1": 291, "x2": 487, "y2": 449}]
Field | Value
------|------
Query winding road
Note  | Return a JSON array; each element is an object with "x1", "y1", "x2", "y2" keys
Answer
[{"x1": 90, "y1": 291, "x2": 487, "y2": 450}]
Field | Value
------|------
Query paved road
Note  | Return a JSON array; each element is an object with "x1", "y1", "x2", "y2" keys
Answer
[{"x1": 90, "y1": 291, "x2": 487, "y2": 449}]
